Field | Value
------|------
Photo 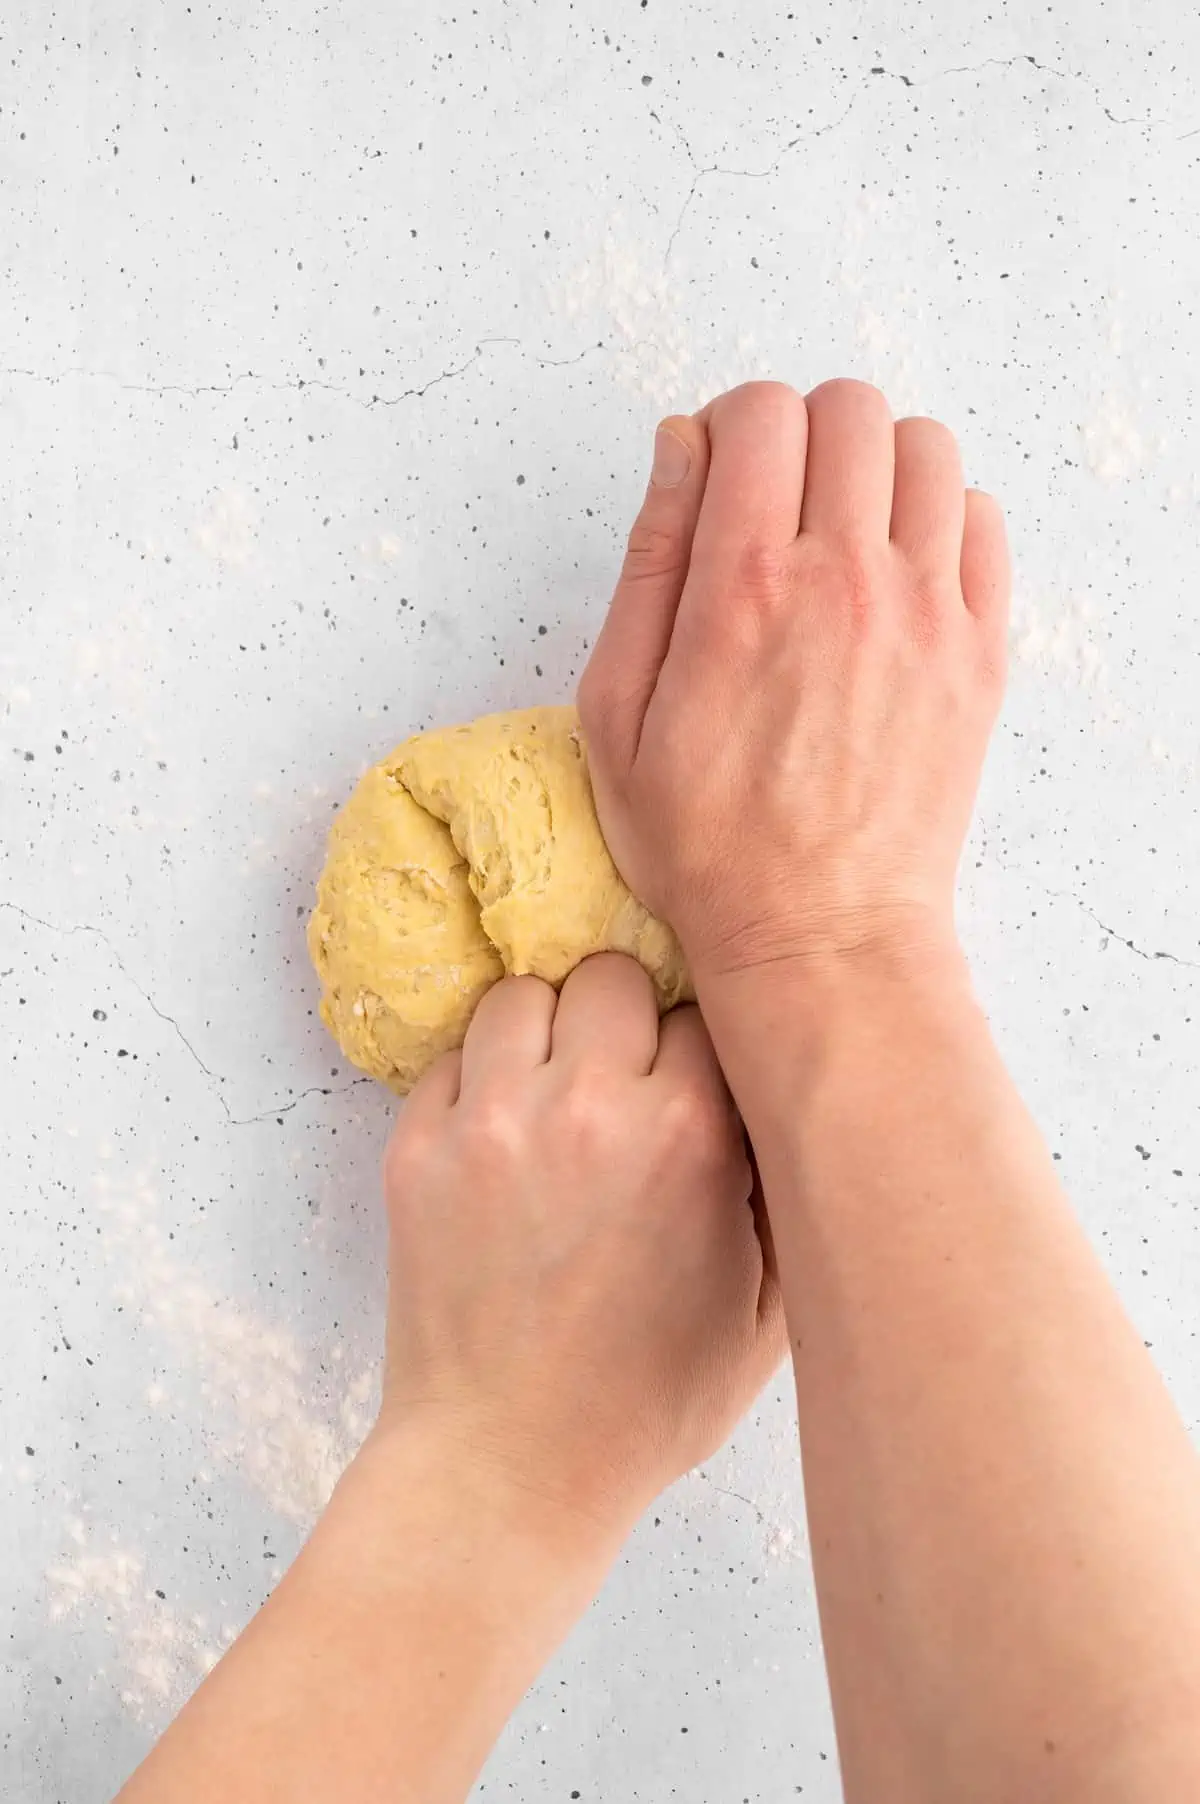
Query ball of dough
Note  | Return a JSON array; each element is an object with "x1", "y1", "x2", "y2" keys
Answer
[{"x1": 308, "y1": 705, "x2": 691, "y2": 1093}]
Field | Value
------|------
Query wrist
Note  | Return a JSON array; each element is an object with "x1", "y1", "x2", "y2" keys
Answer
[
  {"x1": 317, "y1": 1415, "x2": 622, "y2": 1612},
  {"x1": 693, "y1": 916, "x2": 971, "y2": 1030},
  {"x1": 251, "y1": 1416, "x2": 615, "y2": 1804},
  {"x1": 693, "y1": 926, "x2": 980, "y2": 1155}
]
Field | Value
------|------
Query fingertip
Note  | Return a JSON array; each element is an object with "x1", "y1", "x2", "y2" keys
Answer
[
  {"x1": 652, "y1": 1000, "x2": 723, "y2": 1082},
  {"x1": 890, "y1": 416, "x2": 965, "y2": 572},
  {"x1": 459, "y1": 974, "x2": 557, "y2": 1088},
  {"x1": 800, "y1": 379, "x2": 895, "y2": 540},
  {"x1": 650, "y1": 413, "x2": 709, "y2": 488},
  {"x1": 552, "y1": 952, "x2": 660, "y2": 1071},
  {"x1": 424, "y1": 1044, "x2": 465, "y2": 1093},
  {"x1": 961, "y1": 488, "x2": 1011, "y2": 624},
  {"x1": 692, "y1": 381, "x2": 808, "y2": 550}
]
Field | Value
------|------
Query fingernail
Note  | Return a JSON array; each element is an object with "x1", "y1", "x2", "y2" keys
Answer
[{"x1": 651, "y1": 424, "x2": 691, "y2": 488}]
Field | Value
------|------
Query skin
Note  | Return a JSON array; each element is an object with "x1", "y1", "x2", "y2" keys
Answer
[
  {"x1": 118, "y1": 956, "x2": 783, "y2": 1804},
  {"x1": 118, "y1": 380, "x2": 1200, "y2": 1803}
]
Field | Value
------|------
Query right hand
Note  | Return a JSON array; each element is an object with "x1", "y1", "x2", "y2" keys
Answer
[
  {"x1": 379, "y1": 955, "x2": 783, "y2": 1545},
  {"x1": 579, "y1": 380, "x2": 1010, "y2": 984}
]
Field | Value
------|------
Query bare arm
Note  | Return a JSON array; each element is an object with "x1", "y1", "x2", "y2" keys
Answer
[
  {"x1": 707, "y1": 952, "x2": 1200, "y2": 1801},
  {"x1": 117, "y1": 958, "x2": 781, "y2": 1802},
  {"x1": 581, "y1": 381, "x2": 1200, "y2": 1802},
  {"x1": 117, "y1": 1430, "x2": 612, "y2": 1804}
]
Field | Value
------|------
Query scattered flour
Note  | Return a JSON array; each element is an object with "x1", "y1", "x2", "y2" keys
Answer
[
  {"x1": 690, "y1": 1417, "x2": 809, "y2": 1569},
  {"x1": 47, "y1": 1518, "x2": 230, "y2": 1724},
  {"x1": 1009, "y1": 588, "x2": 1108, "y2": 690},
  {"x1": 58, "y1": 1165, "x2": 380, "y2": 1726},
  {"x1": 191, "y1": 486, "x2": 258, "y2": 566},
  {"x1": 361, "y1": 529, "x2": 405, "y2": 564},
  {"x1": 765, "y1": 1522, "x2": 797, "y2": 1562},
  {"x1": 94, "y1": 1165, "x2": 378, "y2": 1524},
  {"x1": 1081, "y1": 391, "x2": 1149, "y2": 484},
  {"x1": 853, "y1": 302, "x2": 924, "y2": 417},
  {"x1": 67, "y1": 598, "x2": 157, "y2": 707},
  {"x1": 835, "y1": 194, "x2": 926, "y2": 414},
  {"x1": 549, "y1": 218, "x2": 770, "y2": 412}
]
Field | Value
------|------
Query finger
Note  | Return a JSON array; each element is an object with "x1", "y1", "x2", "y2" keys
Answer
[
  {"x1": 889, "y1": 417, "x2": 966, "y2": 583},
  {"x1": 651, "y1": 1003, "x2": 731, "y2": 1106},
  {"x1": 400, "y1": 1046, "x2": 463, "y2": 1118},
  {"x1": 578, "y1": 414, "x2": 711, "y2": 774},
  {"x1": 551, "y1": 952, "x2": 660, "y2": 1073},
  {"x1": 458, "y1": 974, "x2": 556, "y2": 1093},
  {"x1": 688, "y1": 381, "x2": 808, "y2": 564},
  {"x1": 961, "y1": 488, "x2": 1011, "y2": 626},
  {"x1": 799, "y1": 378, "x2": 895, "y2": 543}
]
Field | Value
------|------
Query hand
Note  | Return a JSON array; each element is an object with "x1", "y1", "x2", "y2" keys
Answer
[
  {"x1": 378, "y1": 953, "x2": 783, "y2": 1545},
  {"x1": 579, "y1": 380, "x2": 1010, "y2": 984},
  {"x1": 121, "y1": 956, "x2": 782, "y2": 1804}
]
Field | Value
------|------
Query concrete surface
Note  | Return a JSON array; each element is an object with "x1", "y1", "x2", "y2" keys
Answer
[{"x1": 3, "y1": 3, "x2": 1200, "y2": 1798}]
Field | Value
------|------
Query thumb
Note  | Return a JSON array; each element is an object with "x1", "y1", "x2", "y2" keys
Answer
[{"x1": 579, "y1": 413, "x2": 710, "y2": 779}]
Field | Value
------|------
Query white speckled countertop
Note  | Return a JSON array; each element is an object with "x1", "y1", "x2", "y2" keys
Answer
[{"x1": 3, "y1": 4, "x2": 1200, "y2": 1797}]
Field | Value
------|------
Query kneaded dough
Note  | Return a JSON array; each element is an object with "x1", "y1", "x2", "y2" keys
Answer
[{"x1": 308, "y1": 706, "x2": 691, "y2": 1093}]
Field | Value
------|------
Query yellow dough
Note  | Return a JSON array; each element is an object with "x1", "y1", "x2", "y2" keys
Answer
[{"x1": 308, "y1": 706, "x2": 691, "y2": 1093}]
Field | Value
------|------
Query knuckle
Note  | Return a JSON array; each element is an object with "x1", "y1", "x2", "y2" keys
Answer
[
  {"x1": 622, "y1": 517, "x2": 684, "y2": 583},
  {"x1": 559, "y1": 1073, "x2": 621, "y2": 1149},
  {"x1": 458, "y1": 1090, "x2": 526, "y2": 1164},
  {"x1": 734, "y1": 537, "x2": 792, "y2": 600},
  {"x1": 906, "y1": 581, "x2": 954, "y2": 650},
  {"x1": 827, "y1": 544, "x2": 882, "y2": 633},
  {"x1": 660, "y1": 1080, "x2": 729, "y2": 1159}
]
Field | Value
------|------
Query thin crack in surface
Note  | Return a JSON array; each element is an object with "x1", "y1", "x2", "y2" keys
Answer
[
  {"x1": 0, "y1": 900, "x2": 371, "y2": 1123},
  {"x1": 693, "y1": 1467, "x2": 767, "y2": 1524},
  {"x1": 871, "y1": 53, "x2": 1174, "y2": 127},
  {"x1": 656, "y1": 92, "x2": 863, "y2": 268},
  {"x1": 1039, "y1": 885, "x2": 1200, "y2": 971},
  {"x1": 977, "y1": 857, "x2": 1200, "y2": 973},
  {"x1": 654, "y1": 52, "x2": 1178, "y2": 267},
  {"x1": 0, "y1": 334, "x2": 605, "y2": 410}
]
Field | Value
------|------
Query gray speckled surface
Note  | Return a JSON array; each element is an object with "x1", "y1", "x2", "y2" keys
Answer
[{"x1": 3, "y1": 4, "x2": 1200, "y2": 1798}]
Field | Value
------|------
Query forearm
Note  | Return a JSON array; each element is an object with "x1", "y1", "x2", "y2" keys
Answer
[
  {"x1": 704, "y1": 950, "x2": 1200, "y2": 1803},
  {"x1": 118, "y1": 1426, "x2": 613, "y2": 1804}
]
